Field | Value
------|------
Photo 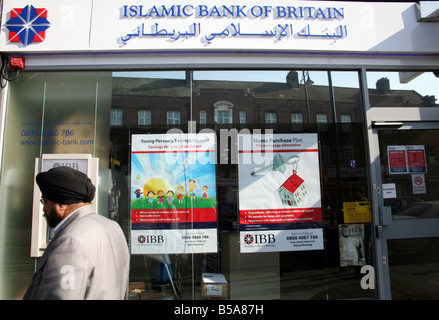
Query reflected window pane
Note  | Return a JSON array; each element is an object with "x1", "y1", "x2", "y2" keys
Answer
[
  {"x1": 111, "y1": 109, "x2": 122, "y2": 126},
  {"x1": 138, "y1": 110, "x2": 151, "y2": 125},
  {"x1": 167, "y1": 111, "x2": 181, "y2": 125},
  {"x1": 265, "y1": 112, "x2": 277, "y2": 124}
]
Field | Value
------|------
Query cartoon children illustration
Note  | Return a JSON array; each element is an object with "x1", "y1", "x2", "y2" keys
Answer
[
  {"x1": 202, "y1": 185, "x2": 209, "y2": 200},
  {"x1": 146, "y1": 191, "x2": 155, "y2": 206},
  {"x1": 157, "y1": 190, "x2": 165, "y2": 206},
  {"x1": 134, "y1": 189, "x2": 143, "y2": 200},
  {"x1": 188, "y1": 179, "x2": 198, "y2": 202},
  {"x1": 176, "y1": 185, "x2": 185, "y2": 204},
  {"x1": 166, "y1": 190, "x2": 174, "y2": 205}
]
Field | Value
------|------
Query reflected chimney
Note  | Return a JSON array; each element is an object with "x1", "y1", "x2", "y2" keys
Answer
[
  {"x1": 286, "y1": 71, "x2": 300, "y2": 89},
  {"x1": 376, "y1": 77, "x2": 390, "y2": 95}
]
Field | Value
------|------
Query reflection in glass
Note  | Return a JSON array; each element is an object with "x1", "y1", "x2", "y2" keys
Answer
[
  {"x1": 0, "y1": 69, "x2": 375, "y2": 299},
  {"x1": 110, "y1": 70, "x2": 374, "y2": 300},
  {"x1": 0, "y1": 71, "x2": 112, "y2": 299},
  {"x1": 367, "y1": 71, "x2": 439, "y2": 108},
  {"x1": 388, "y1": 237, "x2": 439, "y2": 299}
]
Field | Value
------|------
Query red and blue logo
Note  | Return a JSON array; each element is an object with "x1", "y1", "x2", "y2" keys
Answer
[
  {"x1": 5, "y1": 5, "x2": 50, "y2": 46},
  {"x1": 243, "y1": 234, "x2": 254, "y2": 245}
]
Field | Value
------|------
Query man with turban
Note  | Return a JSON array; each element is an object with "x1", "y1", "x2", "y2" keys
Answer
[{"x1": 23, "y1": 166, "x2": 129, "y2": 300}]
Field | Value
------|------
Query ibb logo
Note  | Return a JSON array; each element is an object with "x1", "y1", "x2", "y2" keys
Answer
[
  {"x1": 138, "y1": 235, "x2": 164, "y2": 244},
  {"x1": 243, "y1": 233, "x2": 275, "y2": 245},
  {"x1": 53, "y1": 163, "x2": 80, "y2": 170},
  {"x1": 243, "y1": 234, "x2": 254, "y2": 244},
  {"x1": 137, "y1": 235, "x2": 146, "y2": 244}
]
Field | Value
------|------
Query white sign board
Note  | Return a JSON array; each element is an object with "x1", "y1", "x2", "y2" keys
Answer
[
  {"x1": 382, "y1": 183, "x2": 397, "y2": 199},
  {"x1": 1, "y1": 0, "x2": 439, "y2": 54}
]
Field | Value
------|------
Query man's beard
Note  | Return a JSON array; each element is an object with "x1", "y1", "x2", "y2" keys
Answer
[{"x1": 44, "y1": 203, "x2": 62, "y2": 228}]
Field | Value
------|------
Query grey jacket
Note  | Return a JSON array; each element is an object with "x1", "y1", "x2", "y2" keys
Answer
[{"x1": 23, "y1": 205, "x2": 129, "y2": 300}]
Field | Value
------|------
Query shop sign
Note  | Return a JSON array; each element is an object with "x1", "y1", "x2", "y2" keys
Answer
[
  {"x1": 237, "y1": 133, "x2": 323, "y2": 253},
  {"x1": 130, "y1": 133, "x2": 218, "y2": 254},
  {"x1": 1, "y1": 1, "x2": 438, "y2": 54}
]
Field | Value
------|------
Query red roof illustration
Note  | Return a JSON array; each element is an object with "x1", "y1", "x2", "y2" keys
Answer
[{"x1": 278, "y1": 173, "x2": 304, "y2": 193}]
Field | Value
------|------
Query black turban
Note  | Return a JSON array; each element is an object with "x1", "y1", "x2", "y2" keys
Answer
[{"x1": 36, "y1": 166, "x2": 95, "y2": 204}]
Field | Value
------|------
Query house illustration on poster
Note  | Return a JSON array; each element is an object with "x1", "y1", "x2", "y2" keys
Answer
[{"x1": 277, "y1": 173, "x2": 307, "y2": 207}]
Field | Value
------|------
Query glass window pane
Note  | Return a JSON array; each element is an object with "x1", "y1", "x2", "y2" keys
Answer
[
  {"x1": 265, "y1": 112, "x2": 277, "y2": 123},
  {"x1": 189, "y1": 70, "x2": 374, "y2": 300},
  {"x1": 111, "y1": 109, "x2": 122, "y2": 125},
  {"x1": 388, "y1": 237, "x2": 439, "y2": 299},
  {"x1": 138, "y1": 110, "x2": 151, "y2": 125},
  {"x1": 379, "y1": 129, "x2": 439, "y2": 219},
  {"x1": 0, "y1": 71, "x2": 113, "y2": 299},
  {"x1": 200, "y1": 111, "x2": 206, "y2": 124},
  {"x1": 367, "y1": 71, "x2": 439, "y2": 108},
  {"x1": 110, "y1": 71, "x2": 191, "y2": 300},
  {"x1": 0, "y1": 69, "x2": 374, "y2": 300},
  {"x1": 239, "y1": 111, "x2": 246, "y2": 124}
]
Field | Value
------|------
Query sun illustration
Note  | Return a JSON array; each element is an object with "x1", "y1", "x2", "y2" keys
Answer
[{"x1": 143, "y1": 178, "x2": 170, "y2": 196}]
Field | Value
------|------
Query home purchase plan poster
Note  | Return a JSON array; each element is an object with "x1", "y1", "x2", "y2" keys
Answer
[{"x1": 237, "y1": 133, "x2": 323, "y2": 253}]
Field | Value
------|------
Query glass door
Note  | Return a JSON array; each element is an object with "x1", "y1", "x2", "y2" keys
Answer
[{"x1": 376, "y1": 124, "x2": 439, "y2": 299}]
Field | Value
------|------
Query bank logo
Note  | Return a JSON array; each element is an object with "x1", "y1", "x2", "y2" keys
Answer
[
  {"x1": 138, "y1": 235, "x2": 146, "y2": 244},
  {"x1": 5, "y1": 5, "x2": 50, "y2": 46},
  {"x1": 243, "y1": 233, "x2": 276, "y2": 245},
  {"x1": 137, "y1": 234, "x2": 164, "y2": 244},
  {"x1": 52, "y1": 162, "x2": 80, "y2": 170},
  {"x1": 243, "y1": 234, "x2": 254, "y2": 245}
]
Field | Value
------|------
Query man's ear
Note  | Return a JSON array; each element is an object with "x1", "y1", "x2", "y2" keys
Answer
[{"x1": 54, "y1": 203, "x2": 68, "y2": 217}]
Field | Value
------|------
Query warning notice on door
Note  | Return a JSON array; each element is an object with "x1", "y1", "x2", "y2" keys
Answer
[
  {"x1": 387, "y1": 145, "x2": 408, "y2": 174},
  {"x1": 387, "y1": 145, "x2": 427, "y2": 174},
  {"x1": 407, "y1": 145, "x2": 427, "y2": 173}
]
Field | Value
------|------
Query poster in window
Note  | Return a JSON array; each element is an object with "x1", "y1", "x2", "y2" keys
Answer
[
  {"x1": 237, "y1": 133, "x2": 323, "y2": 253},
  {"x1": 387, "y1": 145, "x2": 408, "y2": 174},
  {"x1": 339, "y1": 224, "x2": 366, "y2": 267},
  {"x1": 407, "y1": 145, "x2": 427, "y2": 173},
  {"x1": 387, "y1": 145, "x2": 427, "y2": 175},
  {"x1": 130, "y1": 133, "x2": 217, "y2": 254}
]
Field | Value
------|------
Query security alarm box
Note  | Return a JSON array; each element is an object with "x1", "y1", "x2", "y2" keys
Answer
[{"x1": 30, "y1": 154, "x2": 99, "y2": 257}]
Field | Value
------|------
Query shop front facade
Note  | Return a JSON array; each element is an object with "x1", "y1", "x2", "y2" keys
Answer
[{"x1": 0, "y1": 0, "x2": 439, "y2": 300}]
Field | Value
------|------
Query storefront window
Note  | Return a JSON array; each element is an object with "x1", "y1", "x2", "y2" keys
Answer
[
  {"x1": 111, "y1": 70, "x2": 375, "y2": 300},
  {"x1": 0, "y1": 69, "x2": 375, "y2": 300}
]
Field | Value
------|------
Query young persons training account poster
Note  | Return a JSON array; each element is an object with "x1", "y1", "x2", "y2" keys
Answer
[
  {"x1": 130, "y1": 133, "x2": 217, "y2": 254},
  {"x1": 237, "y1": 133, "x2": 323, "y2": 253}
]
